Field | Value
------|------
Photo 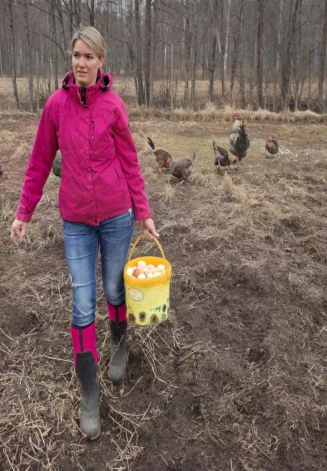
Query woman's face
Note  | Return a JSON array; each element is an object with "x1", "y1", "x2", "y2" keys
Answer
[{"x1": 72, "y1": 39, "x2": 104, "y2": 87}]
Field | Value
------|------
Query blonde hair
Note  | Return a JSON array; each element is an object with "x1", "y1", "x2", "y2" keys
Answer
[{"x1": 70, "y1": 26, "x2": 106, "y2": 60}]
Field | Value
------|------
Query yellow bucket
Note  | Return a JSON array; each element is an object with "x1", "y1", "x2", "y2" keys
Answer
[{"x1": 124, "y1": 236, "x2": 172, "y2": 326}]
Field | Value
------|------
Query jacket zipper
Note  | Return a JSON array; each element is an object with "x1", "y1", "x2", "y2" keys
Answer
[
  {"x1": 80, "y1": 86, "x2": 86, "y2": 105},
  {"x1": 91, "y1": 120, "x2": 95, "y2": 141}
]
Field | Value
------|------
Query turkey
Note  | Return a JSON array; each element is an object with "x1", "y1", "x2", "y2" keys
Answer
[
  {"x1": 265, "y1": 136, "x2": 279, "y2": 158},
  {"x1": 213, "y1": 141, "x2": 236, "y2": 169},
  {"x1": 52, "y1": 151, "x2": 62, "y2": 177},
  {"x1": 147, "y1": 137, "x2": 172, "y2": 170},
  {"x1": 229, "y1": 115, "x2": 250, "y2": 163},
  {"x1": 170, "y1": 152, "x2": 196, "y2": 183}
]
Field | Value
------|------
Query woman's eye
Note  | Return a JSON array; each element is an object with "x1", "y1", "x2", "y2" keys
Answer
[{"x1": 86, "y1": 56, "x2": 93, "y2": 60}]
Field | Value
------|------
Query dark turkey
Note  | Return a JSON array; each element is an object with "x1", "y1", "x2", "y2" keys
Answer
[
  {"x1": 147, "y1": 137, "x2": 172, "y2": 169},
  {"x1": 213, "y1": 141, "x2": 237, "y2": 169},
  {"x1": 230, "y1": 118, "x2": 250, "y2": 161}
]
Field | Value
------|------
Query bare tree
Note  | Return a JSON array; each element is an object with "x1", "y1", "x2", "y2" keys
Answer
[
  {"x1": 224, "y1": 0, "x2": 231, "y2": 89},
  {"x1": 183, "y1": 0, "x2": 191, "y2": 106},
  {"x1": 319, "y1": 0, "x2": 327, "y2": 111},
  {"x1": 190, "y1": 0, "x2": 199, "y2": 110},
  {"x1": 256, "y1": 0, "x2": 264, "y2": 108},
  {"x1": 87, "y1": 0, "x2": 95, "y2": 26},
  {"x1": 1, "y1": 0, "x2": 327, "y2": 113},
  {"x1": 135, "y1": 0, "x2": 145, "y2": 105},
  {"x1": 22, "y1": 0, "x2": 34, "y2": 111},
  {"x1": 208, "y1": 0, "x2": 219, "y2": 101},
  {"x1": 49, "y1": 0, "x2": 59, "y2": 90},
  {"x1": 7, "y1": 0, "x2": 20, "y2": 109},
  {"x1": 280, "y1": 0, "x2": 301, "y2": 111},
  {"x1": 144, "y1": 0, "x2": 152, "y2": 106},
  {"x1": 230, "y1": 0, "x2": 244, "y2": 104}
]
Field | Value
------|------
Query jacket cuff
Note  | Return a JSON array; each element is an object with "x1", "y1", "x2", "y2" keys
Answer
[
  {"x1": 16, "y1": 211, "x2": 32, "y2": 223},
  {"x1": 133, "y1": 210, "x2": 152, "y2": 221}
]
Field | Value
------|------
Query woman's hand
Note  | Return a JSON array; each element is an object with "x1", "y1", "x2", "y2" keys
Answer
[
  {"x1": 11, "y1": 219, "x2": 28, "y2": 246},
  {"x1": 139, "y1": 218, "x2": 159, "y2": 240}
]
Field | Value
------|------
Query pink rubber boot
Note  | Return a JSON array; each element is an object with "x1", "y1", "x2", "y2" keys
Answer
[
  {"x1": 106, "y1": 302, "x2": 128, "y2": 384},
  {"x1": 71, "y1": 323, "x2": 100, "y2": 439}
]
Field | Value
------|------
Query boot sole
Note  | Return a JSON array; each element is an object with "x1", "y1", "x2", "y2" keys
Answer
[
  {"x1": 108, "y1": 370, "x2": 126, "y2": 385},
  {"x1": 79, "y1": 424, "x2": 101, "y2": 440}
]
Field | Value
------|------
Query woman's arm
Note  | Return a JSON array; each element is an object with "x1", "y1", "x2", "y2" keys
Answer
[{"x1": 16, "y1": 98, "x2": 59, "y2": 222}]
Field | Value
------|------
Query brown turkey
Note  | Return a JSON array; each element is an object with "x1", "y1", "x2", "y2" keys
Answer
[
  {"x1": 147, "y1": 137, "x2": 172, "y2": 169},
  {"x1": 229, "y1": 116, "x2": 250, "y2": 163},
  {"x1": 213, "y1": 141, "x2": 236, "y2": 169},
  {"x1": 170, "y1": 152, "x2": 196, "y2": 183},
  {"x1": 265, "y1": 136, "x2": 279, "y2": 158}
]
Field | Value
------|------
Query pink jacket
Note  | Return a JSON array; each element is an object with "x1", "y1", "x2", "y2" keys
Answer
[{"x1": 16, "y1": 71, "x2": 152, "y2": 225}]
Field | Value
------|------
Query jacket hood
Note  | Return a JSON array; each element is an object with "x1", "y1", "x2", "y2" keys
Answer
[{"x1": 62, "y1": 70, "x2": 113, "y2": 105}]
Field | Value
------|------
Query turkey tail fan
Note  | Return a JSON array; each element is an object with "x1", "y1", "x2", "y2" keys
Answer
[{"x1": 147, "y1": 137, "x2": 155, "y2": 151}]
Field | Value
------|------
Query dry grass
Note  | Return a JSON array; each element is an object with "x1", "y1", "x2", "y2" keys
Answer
[
  {"x1": 1, "y1": 77, "x2": 327, "y2": 122},
  {"x1": 129, "y1": 105, "x2": 327, "y2": 124}
]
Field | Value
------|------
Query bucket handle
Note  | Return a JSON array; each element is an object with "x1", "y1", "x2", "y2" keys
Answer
[{"x1": 128, "y1": 235, "x2": 166, "y2": 262}]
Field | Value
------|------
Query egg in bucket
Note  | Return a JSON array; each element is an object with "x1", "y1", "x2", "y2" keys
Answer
[{"x1": 124, "y1": 236, "x2": 172, "y2": 326}]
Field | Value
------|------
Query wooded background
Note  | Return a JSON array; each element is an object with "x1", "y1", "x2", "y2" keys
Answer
[{"x1": 1, "y1": 0, "x2": 327, "y2": 113}]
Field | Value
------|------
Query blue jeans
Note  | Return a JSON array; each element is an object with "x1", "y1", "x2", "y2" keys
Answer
[{"x1": 63, "y1": 209, "x2": 134, "y2": 327}]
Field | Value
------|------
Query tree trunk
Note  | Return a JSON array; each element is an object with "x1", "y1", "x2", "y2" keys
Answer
[
  {"x1": 208, "y1": 0, "x2": 219, "y2": 101},
  {"x1": 319, "y1": 0, "x2": 327, "y2": 111},
  {"x1": 183, "y1": 0, "x2": 191, "y2": 107},
  {"x1": 144, "y1": 0, "x2": 152, "y2": 107},
  {"x1": 280, "y1": 0, "x2": 301, "y2": 111},
  {"x1": 292, "y1": 0, "x2": 303, "y2": 111},
  {"x1": 190, "y1": 1, "x2": 198, "y2": 110},
  {"x1": 256, "y1": 0, "x2": 264, "y2": 108},
  {"x1": 23, "y1": 0, "x2": 34, "y2": 112},
  {"x1": 218, "y1": 0, "x2": 225, "y2": 97},
  {"x1": 170, "y1": 44, "x2": 174, "y2": 112},
  {"x1": 239, "y1": 5, "x2": 245, "y2": 108},
  {"x1": 89, "y1": 0, "x2": 95, "y2": 26},
  {"x1": 7, "y1": 0, "x2": 20, "y2": 110},
  {"x1": 54, "y1": 0, "x2": 68, "y2": 69},
  {"x1": 276, "y1": 0, "x2": 284, "y2": 71},
  {"x1": 151, "y1": 0, "x2": 158, "y2": 97},
  {"x1": 49, "y1": 0, "x2": 59, "y2": 90},
  {"x1": 36, "y1": 49, "x2": 40, "y2": 110},
  {"x1": 135, "y1": 0, "x2": 145, "y2": 105},
  {"x1": 224, "y1": 0, "x2": 231, "y2": 84},
  {"x1": 69, "y1": 0, "x2": 74, "y2": 39},
  {"x1": 229, "y1": 0, "x2": 244, "y2": 105},
  {"x1": 75, "y1": 0, "x2": 82, "y2": 28}
]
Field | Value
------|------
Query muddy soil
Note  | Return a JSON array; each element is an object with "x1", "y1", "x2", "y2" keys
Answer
[{"x1": 1, "y1": 109, "x2": 327, "y2": 471}]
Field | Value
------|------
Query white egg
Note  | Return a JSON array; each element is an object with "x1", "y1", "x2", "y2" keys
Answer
[
  {"x1": 137, "y1": 260, "x2": 147, "y2": 269},
  {"x1": 126, "y1": 267, "x2": 135, "y2": 276},
  {"x1": 147, "y1": 273, "x2": 154, "y2": 278},
  {"x1": 157, "y1": 264, "x2": 166, "y2": 272},
  {"x1": 138, "y1": 273, "x2": 146, "y2": 279},
  {"x1": 143, "y1": 268, "x2": 150, "y2": 277}
]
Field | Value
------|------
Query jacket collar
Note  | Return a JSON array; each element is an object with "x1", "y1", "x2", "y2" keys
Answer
[{"x1": 62, "y1": 70, "x2": 113, "y2": 106}]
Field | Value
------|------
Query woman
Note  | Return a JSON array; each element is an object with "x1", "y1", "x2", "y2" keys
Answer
[{"x1": 10, "y1": 26, "x2": 159, "y2": 440}]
